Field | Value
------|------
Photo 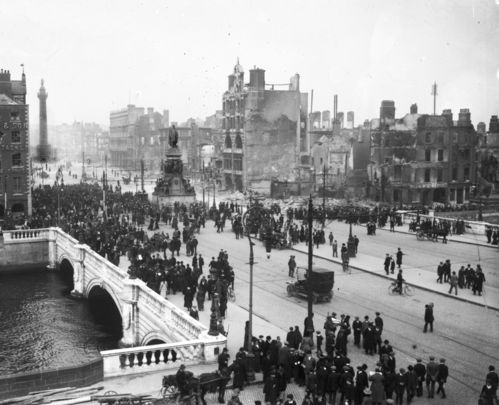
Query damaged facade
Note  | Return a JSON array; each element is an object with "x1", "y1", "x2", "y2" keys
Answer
[
  {"x1": 368, "y1": 101, "x2": 477, "y2": 205},
  {"x1": 477, "y1": 116, "x2": 499, "y2": 183},
  {"x1": 221, "y1": 60, "x2": 308, "y2": 191}
]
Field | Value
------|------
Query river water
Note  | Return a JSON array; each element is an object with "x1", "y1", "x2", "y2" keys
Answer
[{"x1": 0, "y1": 268, "x2": 122, "y2": 375}]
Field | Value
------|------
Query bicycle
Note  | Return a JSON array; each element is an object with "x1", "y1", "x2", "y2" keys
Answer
[
  {"x1": 342, "y1": 260, "x2": 351, "y2": 274},
  {"x1": 227, "y1": 286, "x2": 236, "y2": 302},
  {"x1": 388, "y1": 281, "x2": 414, "y2": 296}
]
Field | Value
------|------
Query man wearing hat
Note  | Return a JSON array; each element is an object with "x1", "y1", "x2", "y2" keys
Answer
[
  {"x1": 352, "y1": 316, "x2": 362, "y2": 347},
  {"x1": 288, "y1": 255, "x2": 296, "y2": 277},
  {"x1": 263, "y1": 371, "x2": 279, "y2": 403},
  {"x1": 218, "y1": 348, "x2": 230, "y2": 371},
  {"x1": 414, "y1": 358, "x2": 426, "y2": 397},
  {"x1": 406, "y1": 365, "x2": 418, "y2": 404},
  {"x1": 355, "y1": 365, "x2": 369, "y2": 404},
  {"x1": 326, "y1": 365, "x2": 340, "y2": 405},
  {"x1": 380, "y1": 340, "x2": 393, "y2": 363},
  {"x1": 175, "y1": 364, "x2": 190, "y2": 398},
  {"x1": 436, "y1": 358, "x2": 448, "y2": 399},
  {"x1": 486, "y1": 365, "x2": 499, "y2": 395},
  {"x1": 395, "y1": 368, "x2": 407, "y2": 405},
  {"x1": 426, "y1": 356, "x2": 439, "y2": 398},
  {"x1": 374, "y1": 312, "x2": 384, "y2": 335},
  {"x1": 227, "y1": 389, "x2": 242, "y2": 405}
]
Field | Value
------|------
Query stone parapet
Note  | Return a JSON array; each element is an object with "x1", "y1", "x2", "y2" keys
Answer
[{"x1": 100, "y1": 337, "x2": 227, "y2": 378}]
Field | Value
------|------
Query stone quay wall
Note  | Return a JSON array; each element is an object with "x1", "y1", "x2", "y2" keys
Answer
[{"x1": 0, "y1": 359, "x2": 103, "y2": 400}]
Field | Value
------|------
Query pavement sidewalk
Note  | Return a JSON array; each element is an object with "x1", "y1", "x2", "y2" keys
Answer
[
  {"x1": 291, "y1": 243, "x2": 499, "y2": 311},
  {"x1": 376, "y1": 222, "x2": 496, "y2": 249}
]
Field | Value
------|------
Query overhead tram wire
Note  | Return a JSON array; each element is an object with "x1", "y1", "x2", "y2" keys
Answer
[{"x1": 199, "y1": 237, "x2": 498, "y2": 363}]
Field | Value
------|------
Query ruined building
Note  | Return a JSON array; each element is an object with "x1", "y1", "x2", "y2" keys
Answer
[
  {"x1": 368, "y1": 101, "x2": 477, "y2": 205},
  {"x1": 221, "y1": 60, "x2": 308, "y2": 191},
  {"x1": 476, "y1": 115, "x2": 499, "y2": 196}
]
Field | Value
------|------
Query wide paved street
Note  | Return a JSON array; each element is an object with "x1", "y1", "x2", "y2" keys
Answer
[
  {"x1": 35, "y1": 163, "x2": 498, "y2": 404},
  {"x1": 185, "y1": 220, "x2": 497, "y2": 405}
]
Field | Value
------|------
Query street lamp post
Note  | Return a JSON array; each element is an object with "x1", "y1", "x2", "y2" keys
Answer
[
  {"x1": 307, "y1": 197, "x2": 314, "y2": 317},
  {"x1": 347, "y1": 213, "x2": 356, "y2": 258},
  {"x1": 242, "y1": 206, "x2": 273, "y2": 383},
  {"x1": 212, "y1": 180, "x2": 216, "y2": 208}
]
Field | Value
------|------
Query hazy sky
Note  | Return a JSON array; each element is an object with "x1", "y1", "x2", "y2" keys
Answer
[{"x1": 2, "y1": 0, "x2": 499, "y2": 133}]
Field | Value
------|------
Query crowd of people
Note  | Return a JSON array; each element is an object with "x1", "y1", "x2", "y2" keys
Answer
[
  {"x1": 215, "y1": 310, "x2": 498, "y2": 405},
  {"x1": 3, "y1": 164, "x2": 496, "y2": 405},
  {"x1": 436, "y1": 260, "x2": 486, "y2": 297}
]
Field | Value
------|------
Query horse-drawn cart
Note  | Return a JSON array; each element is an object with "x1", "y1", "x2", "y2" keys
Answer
[
  {"x1": 150, "y1": 365, "x2": 234, "y2": 405},
  {"x1": 414, "y1": 225, "x2": 448, "y2": 243}
]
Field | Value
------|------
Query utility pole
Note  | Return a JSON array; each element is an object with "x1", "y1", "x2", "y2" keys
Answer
[
  {"x1": 431, "y1": 82, "x2": 438, "y2": 116},
  {"x1": 141, "y1": 158, "x2": 145, "y2": 192},
  {"x1": 307, "y1": 196, "x2": 314, "y2": 318},
  {"x1": 322, "y1": 164, "x2": 326, "y2": 224}
]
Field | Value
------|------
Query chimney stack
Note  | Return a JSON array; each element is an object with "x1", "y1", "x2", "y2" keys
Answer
[{"x1": 410, "y1": 103, "x2": 418, "y2": 114}]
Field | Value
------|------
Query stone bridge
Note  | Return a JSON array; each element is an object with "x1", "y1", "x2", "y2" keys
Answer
[{"x1": 1, "y1": 228, "x2": 226, "y2": 377}]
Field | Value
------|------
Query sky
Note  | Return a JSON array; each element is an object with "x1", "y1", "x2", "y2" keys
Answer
[{"x1": 2, "y1": 0, "x2": 499, "y2": 136}]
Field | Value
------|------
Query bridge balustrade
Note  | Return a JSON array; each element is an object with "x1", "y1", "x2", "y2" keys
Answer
[{"x1": 100, "y1": 338, "x2": 225, "y2": 378}]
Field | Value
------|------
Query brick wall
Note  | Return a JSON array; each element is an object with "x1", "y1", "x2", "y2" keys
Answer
[{"x1": 0, "y1": 359, "x2": 103, "y2": 400}]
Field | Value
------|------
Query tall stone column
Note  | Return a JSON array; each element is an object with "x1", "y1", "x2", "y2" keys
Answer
[{"x1": 37, "y1": 79, "x2": 53, "y2": 161}]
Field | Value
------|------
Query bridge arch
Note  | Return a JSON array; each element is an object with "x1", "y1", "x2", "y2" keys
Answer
[
  {"x1": 140, "y1": 331, "x2": 170, "y2": 346},
  {"x1": 57, "y1": 253, "x2": 75, "y2": 271},
  {"x1": 86, "y1": 278, "x2": 123, "y2": 318}
]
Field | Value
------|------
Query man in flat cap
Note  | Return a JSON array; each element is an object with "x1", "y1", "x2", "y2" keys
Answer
[
  {"x1": 436, "y1": 358, "x2": 448, "y2": 399},
  {"x1": 426, "y1": 356, "x2": 439, "y2": 398},
  {"x1": 414, "y1": 358, "x2": 426, "y2": 397}
]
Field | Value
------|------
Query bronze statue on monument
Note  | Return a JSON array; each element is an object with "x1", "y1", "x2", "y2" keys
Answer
[{"x1": 168, "y1": 125, "x2": 179, "y2": 148}]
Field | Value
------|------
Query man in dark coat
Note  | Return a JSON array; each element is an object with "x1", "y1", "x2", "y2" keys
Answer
[
  {"x1": 384, "y1": 253, "x2": 391, "y2": 275},
  {"x1": 263, "y1": 372, "x2": 279, "y2": 403},
  {"x1": 286, "y1": 327, "x2": 296, "y2": 349},
  {"x1": 374, "y1": 312, "x2": 384, "y2": 335},
  {"x1": 379, "y1": 339, "x2": 393, "y2": 364},
  {"x1": 486, "y1": 365, "x2": 499, "y2": 395},
  {"x1": 424, "y1": 304, "x2": 434, "y2": 333},
  {"x1": 218, "y1": 348, "x2": 230, "y2": 371},
  {"x1": 436, "y1": 358, "x2": 448, "y2": 399},
  {"x1": 261, "y1": 350, "x2": 273, "y2": 383},
  {"x1": 362, "y1": 323, "x2": 375, "y2": 355},
  {"x1": 426, "y1": 356, "x2": 439, "y2": 398},
  {"x1": 293, "y1": 326, "x2": 303, "y2": 350},
  {"x1": 354, "y1": 365, "x2": 369, "y2": 405},
  {"x1": 406, "y1": 365, "x2": 418, "y2": 404},
  {"x1": 176, "y1": 364, "x2": 190, "y2": 397},
  {"x1": 414, "y1": 358, "x2": 426, "y2": 397},
  {"x1": 232, "y1": 358, "x2": 246, "y2": 390},
  {"x1": 387, "y1": 352, "x2": 397, "y2": 373},
  {"x1": 436, "y1": 262, "x2": 444, "y2": 283},
  {"x1": 395, "y1": 368, "x2": 407, "y2": 405},
  {"x1": 396, "y1": 248, "x2": 404, "y2": 269},
  {"x1": 385, "y1": 369, "x2": 396, "y2": 400},
  {"x1": 327, "y1": 366, "x2": 341, "y2": 405},
  {"x1": 304, "y1": 313, "x2": 315, "y2": 341},
  {"x1": 352, "y1": 316, "x2": 362, "y2": 348}
]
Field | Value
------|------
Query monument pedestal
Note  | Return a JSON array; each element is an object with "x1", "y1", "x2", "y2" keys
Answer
[
  {"x1": 37, "y1": 144, "x2": 53, "y2": 161},
  {"x1": 151, "y1": 147, "x2": 196, "y2": 206}
]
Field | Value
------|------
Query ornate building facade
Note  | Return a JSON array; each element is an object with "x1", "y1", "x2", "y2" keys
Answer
[{"x1": 0, "y1": 68, "x2": 31, "y2": 220}]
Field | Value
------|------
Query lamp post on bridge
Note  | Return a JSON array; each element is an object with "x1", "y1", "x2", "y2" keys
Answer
[{"x1": 242, "y1": 205, "x2": 274, "y2": 383}]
